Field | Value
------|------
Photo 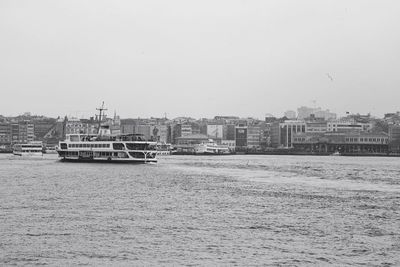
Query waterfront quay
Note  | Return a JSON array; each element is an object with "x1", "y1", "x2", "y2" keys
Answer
[{"x1": 1, "y1": 107, "x2": 400, "y2": 156}]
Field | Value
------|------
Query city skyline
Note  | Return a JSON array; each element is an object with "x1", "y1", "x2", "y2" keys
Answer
[{"x1": 0, "y1": 104, "x2": 395, "y2": 121}]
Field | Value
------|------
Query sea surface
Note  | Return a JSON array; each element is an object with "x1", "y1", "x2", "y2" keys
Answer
[{"x1": 0, "y1": 154, "x2": 399, "y2": 266}]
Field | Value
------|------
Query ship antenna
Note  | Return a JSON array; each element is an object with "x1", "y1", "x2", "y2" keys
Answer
[{"x1": 96, "y1": 101, "x2": 108, "y2": 134}]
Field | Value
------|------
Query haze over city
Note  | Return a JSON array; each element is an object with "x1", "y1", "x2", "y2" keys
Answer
[{"x1": 1, "y1": 0, "x2": 400, "y2": 119}]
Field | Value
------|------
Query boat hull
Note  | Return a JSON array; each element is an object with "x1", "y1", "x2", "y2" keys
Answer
[
  {"x1": 13, "y1": 152, "x2": 43, "y2": 157},
  {"x1": 59, "y1": 157, "x2": 156, "y2": 164}
]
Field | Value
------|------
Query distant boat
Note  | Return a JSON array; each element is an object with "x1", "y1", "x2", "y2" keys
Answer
[
  {"x1": 44, "y1": 146, "x2": 58, "y2": 154},
  {"x1": 194, "y1": 140, "x2": 231, "y2": 155},
  {"x1": 330, "y1": 151, "x2": 341, "y2": 156},
  {"x1": 156, "y1": 143, "x2": 172, "y2": 156},
  {"x1": 13, "y1": 142, "x2": 43, "y2": 156}
]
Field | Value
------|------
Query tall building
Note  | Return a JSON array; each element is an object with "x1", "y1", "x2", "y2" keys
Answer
[
  {"x1": 224, "y1": 124, "x2": 236, "y2": 140},
  {"x1": 247, "y1": 126, "x2": 261, "y2": 149},
  {"x1": 235, "y1": 126, "x2": 247, "y2": 150},
  {"x1": 0, "y1": 123, "x2": 11, "y2": 146},
  {"x1": 21, "y1": 122, "x2": 34, "y2": 143}
]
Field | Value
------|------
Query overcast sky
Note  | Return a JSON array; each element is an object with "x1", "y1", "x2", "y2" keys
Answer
[{"x1": 1, "y1": 0, "x2": 399, "y2": 119}]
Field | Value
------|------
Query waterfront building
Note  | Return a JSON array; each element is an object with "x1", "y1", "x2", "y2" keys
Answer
[
  {"x1": 221, "y1": 140, "x2": 236, "y2": 151},
  {"x1": 388, "y1": 124, "x2": 400, "y2": 153},
  {"x1": 235, "y1": 126, "x2": 247, "y2": 150},
  {"x1": 247, "y1": 126, "x2": 261, "y2": 150},
  {"x1": 207, "y1": 125, "x2": 224, "y2": 139},
  {"x1": 33, "y1": 120, "x2": 56, "y2": 142},
  {"x1": 292, "y1": 132, "x2": 389, "y2": 154},
  {"x1": 327, "y1": 119, "x2": 372, "y2": 133},
  {"x1": 225, "y1": 124, "x2": 236, "y2": 140},
  {"x1": 306, "y1": 121, "x2": 328, "y2": 133},
  {"x1": 277, "y1": 120, "x2": 306, "y2": 148},
  {"x1": 181, "y1": 124, "x2": 192, "y2": 137},
  {"x1": 0, "y1": 123, "x2": 11, "y2": 146},
  {"x1": 17, "y1": 121, "x2": 35, "y2": 143}
]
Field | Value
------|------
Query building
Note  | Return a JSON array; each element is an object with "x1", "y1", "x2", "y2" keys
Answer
[
  {"x1": 327, "y1": 120, "x2": 372, "y2": 133},
  {"x1": 293, "y1": 132, "x2": 389, "y2": 154},
  {"x1": 207, "y1": 125, "x2": 224, "y2": 139},
  {"x1": 33, "y1": 120, "x2": 56, "y2": 141},
  {"x1": 306, "y1": 121, "x2": 328, "y2": 133},
  {"x1": 278, "y1": 120, "x2": 306, "y2": 148},
  {"x1": 181, "y1": 124, "x2": 193, "y2": 137},
  {"x1": 224, "y1": 124, "x2": 236, "y2": 140},
  {"x1": 221, "y1": 140, "x2": 236, "y2": 151},
  {"x1": 247, "y1": 126, "x2": 261, "y2": 150},
  {"x1": 235, "y1": 126, "x2": 247, "y2": 150},
  {"x1": 0, "y1": 123, "x2": 11, "y2": 146},
  {"x1": 389, "y1": 124, "x2": 400, "y2": 153},
  {"x1": 17, "y1": 121, "x2": 35, "y2": 143}
]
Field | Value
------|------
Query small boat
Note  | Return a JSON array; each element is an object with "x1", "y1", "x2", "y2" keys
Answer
[
  {"x1": 330, "y1": 151, "x2": 341, "y2": 156},
  {"x1": 13, "y1": 142, "x2": 43, "y2": 156}
]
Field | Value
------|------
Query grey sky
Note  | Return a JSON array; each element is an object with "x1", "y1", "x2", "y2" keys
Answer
[{"x1": 1, "y1": 0, "x2": 399, "y2": 119}]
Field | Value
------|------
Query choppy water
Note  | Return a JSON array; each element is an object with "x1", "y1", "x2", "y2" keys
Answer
[{"x1": 0, "y1": 154, "x2": 399, "y2": 266}]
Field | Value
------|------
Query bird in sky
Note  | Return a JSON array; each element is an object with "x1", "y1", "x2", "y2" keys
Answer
[{"x1": 326, "y1": 73, "x2": 334, "y2": 81}]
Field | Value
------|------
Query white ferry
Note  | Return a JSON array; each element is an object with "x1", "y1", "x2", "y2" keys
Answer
[
  {"x1": 13, "y1": 142, "x2": 43, "y2": 156},
  {"x1": 57, "y1": 103, "x2": 158, "y2": 163},
  {"x1": 156, "y1": 143, "x2": 173, "y2": 156},
  {"x1": 194, "y1": 140, "x2": 231, "y2": 155},
  {"x1": 57, "y1": 131, "x2": 158, "y2": 164}
]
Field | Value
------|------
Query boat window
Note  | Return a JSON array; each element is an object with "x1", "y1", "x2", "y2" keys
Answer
[
  {"x1": 126, "y1": 143, "x2": 146, "y2": 150},
  {"x1": 113, "y1": 143, "x2": 125, "y2": 150}
]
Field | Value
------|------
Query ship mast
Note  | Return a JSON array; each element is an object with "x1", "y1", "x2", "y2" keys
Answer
[{"x1": 96, "y1": 102, "x2": 108, "y2": 134}]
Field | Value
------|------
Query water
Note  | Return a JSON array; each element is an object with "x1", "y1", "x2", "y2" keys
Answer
[{"x1": 0, "y1": 154, "x2": 399, "y2": 266}]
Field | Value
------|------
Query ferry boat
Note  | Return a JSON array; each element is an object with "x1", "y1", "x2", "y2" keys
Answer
[
  {"x1": 44, "y1": 146, "x2": 58, "y2": 154},
  {"x1": 194, "y1": 140, "x2": 231, "y2": 155},
  {"x1": 13, "y1": 142, "x2": 43, "y2": 156},
  {"x1": 156, "y1": 143, "x2": 173, "y2": 156},
  {"x1": 57, "y1": 132, "x2": 158, "y2": 163},
  {"x1": 56, "y1": 103, "x2": 157, "y2": 163}
]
